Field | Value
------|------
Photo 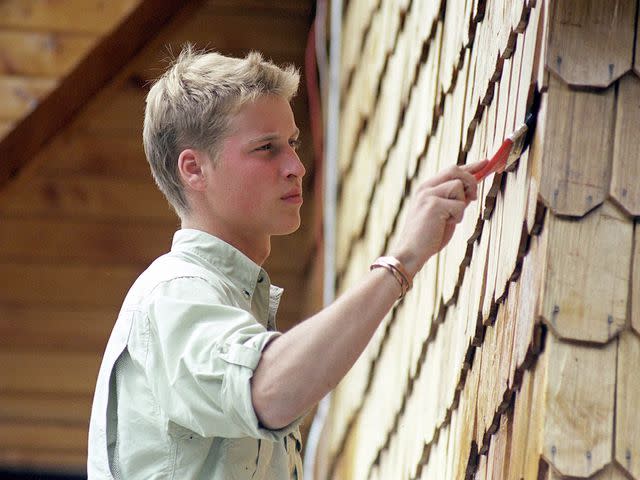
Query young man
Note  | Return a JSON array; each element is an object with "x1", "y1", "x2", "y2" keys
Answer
[{"x1": 88, "y1": 47, "x2": 487, "y2": 479}]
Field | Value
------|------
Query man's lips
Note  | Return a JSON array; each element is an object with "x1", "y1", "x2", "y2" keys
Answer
[
  {"x1": 281, "y1": 189, "x2": 303, "y2": 203},
  {"x1": 281, "y1": 189, "x2": 302, "y2": 200}
]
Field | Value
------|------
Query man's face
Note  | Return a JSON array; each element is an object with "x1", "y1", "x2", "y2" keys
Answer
[{"x1": 202, "y1": 94, "x2": 306, "y2": 241}]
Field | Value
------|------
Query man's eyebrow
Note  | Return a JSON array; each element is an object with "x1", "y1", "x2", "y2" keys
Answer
[{"x1": 248, "y1": 128, "x2": 300, "y2": 144}]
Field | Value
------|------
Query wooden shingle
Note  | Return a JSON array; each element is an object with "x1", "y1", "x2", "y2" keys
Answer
[
  {"x1": 539, "y1": 76, "x2": 615, "y2": 217},
  {"x1": 633, "y1": 223, "x2": 640, "y2": 336},
  {"x1": 541, "y1": 202, "x2": 631, "y2": 343},
  {"x1": 542, "y1": 337, "x2": 616, "y2": 478},
  {"x1": 611, "y1": 73, "x2": 640, "y2": 217},
  {"x1": 615, "y1": 331, "x2": 640, "y2": 480},
  {"x1": 546, "y1": 0, "x2": 636, "y2": 87}
]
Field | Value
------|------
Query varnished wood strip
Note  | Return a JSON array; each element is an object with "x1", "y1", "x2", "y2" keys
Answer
[
  {"x1": 615, "y1": 331, "x2": 640, "y2": 479},
  {"x1": 610, "y1": 73, "x2": 640, "y2": 217},
  {"x1": 546, "y1": 0, "x2": 636, "y2": 87},
  {"x1": 70, "y1": 81, "x2": 146, "y2": 135},
  {"x1": 0, "y1": 217, "x2": 174, "y2": 265},
  {"x1": 541, "y1": 202, "x2": 631, "y2": 343},
  {"x1": 0, "y1": 392, "x2": 92, "y2": 425},
  {"x1": 0, "y1": 422, "x2": 88, "y2": 467},
  {"x1": 204, "y1": 0, "x2": 311, "y2": 14},
  {"x1": 132, "y1": 6, "x2": 309, "y2": 67},
  {"x1": 0, "y1": 262, "x2": 141, "y2": 308},
  {"x1": 539, "y1": 75, "x2": 615, "y2": 217},
  {"x1": 0, "y1": 267, "x2": 299, "y2": 332},
  {"x1": 0, "y1": 448, "x2": 86, "y2": 475},
  {"x1": 542, "y1": 336, "x2": 616, "y2": 477},
  {"x1": 0, "y1": 176, "x2": 175, "y2": 221},
  {"x1": 0, "y1": 76, "x2": 57, "y2": 121},
  {"x1": 0, "y1": 0, "x2": 139, "y2": 34},
  {"x1": 0, "y1": 350, "x2": 100, "y2": 395},
  {"x1": 0, "y1": 306, "x2": 114, "y2": 352},
  {"x1": 0, "y1": 31, "x2": 95, "y2": 76},
  {"x1": 23, "y1": 132, "x2": 149, "y2": 179}
]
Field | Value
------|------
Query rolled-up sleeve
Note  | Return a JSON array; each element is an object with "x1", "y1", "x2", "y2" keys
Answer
[{"x1": 144, "y1": 276, "x2": 299, "y2": 441}]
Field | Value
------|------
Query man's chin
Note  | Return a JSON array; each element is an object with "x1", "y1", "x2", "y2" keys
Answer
[{"x1": 272, "y1": 220, "x2": 301, "y2": 236}]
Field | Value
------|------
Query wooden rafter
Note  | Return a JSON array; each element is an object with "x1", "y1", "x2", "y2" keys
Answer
[{"x1": 0, "y1": 0, "x2": 197, "y2": 190}]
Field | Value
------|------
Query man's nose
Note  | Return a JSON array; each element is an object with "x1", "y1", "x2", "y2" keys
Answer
[{"x1": 284, "y1": 151, "x2": 306, "y2": 179}]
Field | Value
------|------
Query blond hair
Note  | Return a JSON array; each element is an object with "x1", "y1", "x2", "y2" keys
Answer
[{"x1": 143, "y1": 45, "x2": 300, "y2": 216}]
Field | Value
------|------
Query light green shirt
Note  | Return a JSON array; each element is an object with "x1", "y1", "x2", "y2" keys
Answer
[{"x1": 88, "y1": 229, "x2": 304, "y2": 479}]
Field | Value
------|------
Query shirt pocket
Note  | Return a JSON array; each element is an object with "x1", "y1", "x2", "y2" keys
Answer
[
  {"x1": 167, "y1": 421, "x2": 213, "y2": 476},
  {"x1": 219, "y1": 437, "x2": 261, "y2": 480}
]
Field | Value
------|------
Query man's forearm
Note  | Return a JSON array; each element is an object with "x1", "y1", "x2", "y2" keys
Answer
[{"x1": 251, "y1": 266, "x2": 405, "y2": 429}]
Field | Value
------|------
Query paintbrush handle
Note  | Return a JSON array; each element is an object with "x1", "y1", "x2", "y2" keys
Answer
[{"x1": 473, "y1": 138, "x2": 514, "y2": 181}]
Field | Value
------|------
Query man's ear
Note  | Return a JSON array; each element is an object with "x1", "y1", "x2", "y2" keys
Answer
[{"x1": 178, "y1": 149, "x2": 207, "y2": 192}]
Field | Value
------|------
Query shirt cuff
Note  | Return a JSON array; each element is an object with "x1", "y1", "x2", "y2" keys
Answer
[{"x1": 219, "y1": 331, "x2": 304, "y2": 440}]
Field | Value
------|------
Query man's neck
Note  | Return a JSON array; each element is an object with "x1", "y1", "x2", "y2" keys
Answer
[{"x1": 181, "y1": 218, "x2": 271, "y2": 266}]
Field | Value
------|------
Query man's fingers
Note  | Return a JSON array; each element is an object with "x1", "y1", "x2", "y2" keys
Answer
[
  {"x1": 426, "y1": 196, "x2": 466, "y2": 224},
  {"x1": 442, "y1": 198, "x2": 466, "y2": 224},
  {"x1": 429, "y1": 179, "x2": 466, "y2": 202},
  {"x1": 460, "y1": 159, "x2": 489, "y2": 175},
  {"x1": 422, "y1": 164, "x2": 482, "y2": 200}
]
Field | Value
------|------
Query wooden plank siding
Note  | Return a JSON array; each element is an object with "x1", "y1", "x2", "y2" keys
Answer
[
  {"x1": 0, "y1": 0, "x2": 314, "y2": 474},
  {"x1": 0, "y1": 1, "x2": 139, "y2": 34},
  {"x1": 316, "y1": 0, "x2": 640, "y2": 478}
]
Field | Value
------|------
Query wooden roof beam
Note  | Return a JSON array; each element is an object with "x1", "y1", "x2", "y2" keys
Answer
[{"x1": 0, "y1": 0, "x2": 196, "y2": 190}]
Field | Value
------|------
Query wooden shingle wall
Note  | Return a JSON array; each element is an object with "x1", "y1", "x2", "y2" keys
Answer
[
  {"x1": 319, "y1": 0, "x2": 639, "y2": 479},
  {"x1": 0, "y1": 0, "x2": 313, "y2": 474}
]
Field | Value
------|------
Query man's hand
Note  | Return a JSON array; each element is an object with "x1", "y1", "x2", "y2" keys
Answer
[{"x1": 389, "y1": 160, "x2": 489, "y2": 277}]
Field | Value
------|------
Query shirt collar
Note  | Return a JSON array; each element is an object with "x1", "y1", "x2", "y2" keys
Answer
[{"x1": 171, "y1": 228, "x2": 268, "y2": 298}]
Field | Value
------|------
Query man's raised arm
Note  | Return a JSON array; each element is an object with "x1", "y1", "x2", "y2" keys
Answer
[{"x1": 251, "y1": 160, "x2": 488, "y2": 430}]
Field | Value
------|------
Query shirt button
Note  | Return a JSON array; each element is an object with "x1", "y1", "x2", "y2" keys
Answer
[
  {"x1": 257, "y1": 275, "x2": 264, "y2": 283},
  {"x1": 243, "y1": 289, "x2": 250, "y2": 297}
]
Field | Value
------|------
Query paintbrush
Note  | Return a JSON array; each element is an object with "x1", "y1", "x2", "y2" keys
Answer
[{"x1": 474, "y1": 91, "x2": 540, "y2": 182}]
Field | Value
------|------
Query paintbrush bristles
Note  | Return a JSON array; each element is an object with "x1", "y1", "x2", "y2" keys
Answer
[{"x1": 507, "y1": 123, "x2": 528, "y2": 143}]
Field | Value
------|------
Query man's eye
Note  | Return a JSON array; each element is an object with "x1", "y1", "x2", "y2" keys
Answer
[
  {"x1": 290, "y1": 139, "x2": 301, "y2": 150},
  {"x1": 256, "y1": 144, "x2": 272, "y2": 151}
]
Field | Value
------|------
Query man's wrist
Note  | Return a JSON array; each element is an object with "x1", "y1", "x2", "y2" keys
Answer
[
  {"x1": 370, "y1": 255, "x2": 414, "y2": 299},
  {"x1": 387, "y1": 249, "x2": 422, "y2": 279}
]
